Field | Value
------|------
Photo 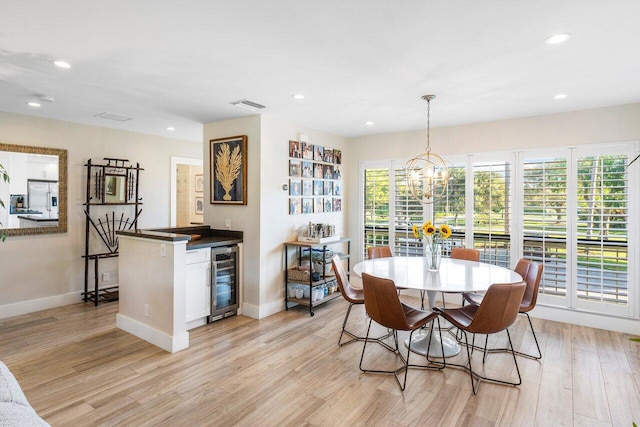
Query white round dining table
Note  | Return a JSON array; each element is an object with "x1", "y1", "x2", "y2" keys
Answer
[{"x1": 353, "y1": 256, "x2": 522, "y2": 357}]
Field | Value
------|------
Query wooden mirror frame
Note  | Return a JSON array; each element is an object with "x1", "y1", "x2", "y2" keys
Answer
[{"x1": 0, "y1": 143, "x2": 68, "y2": 236}]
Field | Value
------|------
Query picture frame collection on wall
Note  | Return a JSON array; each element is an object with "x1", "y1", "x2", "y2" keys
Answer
[{"x1": 288, "y1": 140, "x2": 342, "y2": 215}]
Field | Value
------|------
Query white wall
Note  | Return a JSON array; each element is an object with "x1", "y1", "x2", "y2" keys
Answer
[
  {"x1": 204, "y1": 114, "x2": 347, "y2": 319},
  {"x1": 0, "y1": 112, "x2": 202, "y2": 318}
]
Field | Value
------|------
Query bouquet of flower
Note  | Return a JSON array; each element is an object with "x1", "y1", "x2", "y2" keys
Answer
[{"x1": 412, "y1": 221, "x2": 452, "y2": 270}]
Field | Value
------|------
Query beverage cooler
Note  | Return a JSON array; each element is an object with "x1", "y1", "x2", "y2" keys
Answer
[{"x1": 210, "y1": 245, "x2": 239, "y2": 322}]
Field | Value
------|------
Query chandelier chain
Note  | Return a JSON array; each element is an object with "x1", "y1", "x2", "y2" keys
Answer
[{"x1": 426, "y1": 98, "x2": 431, "y2": 154}]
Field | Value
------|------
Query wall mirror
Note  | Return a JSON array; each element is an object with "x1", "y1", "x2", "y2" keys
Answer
[
  {"x1": 0, "y1": 143, "x2": 67, "y2": 236},
  {"x1": 104, "y1": 174, "x2": 127, "y2": 204}
]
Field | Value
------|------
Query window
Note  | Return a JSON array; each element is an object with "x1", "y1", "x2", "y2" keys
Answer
[{"x1": 361, "y1": 142, "x2": 637, "y2": 317}]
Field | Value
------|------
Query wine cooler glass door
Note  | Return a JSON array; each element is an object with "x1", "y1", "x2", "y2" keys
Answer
[{"x1": 211, "y1": 245, "x2": 239, "y2": 320}]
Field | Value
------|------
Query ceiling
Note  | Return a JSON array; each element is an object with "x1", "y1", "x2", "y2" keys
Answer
[{"x1": 2, "y1": 1, "x2": 639, "y2": 143}]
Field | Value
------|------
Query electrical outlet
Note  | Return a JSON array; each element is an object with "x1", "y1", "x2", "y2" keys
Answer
[
  {"x1": 144, "y1": 304, "x2": 149, "y2": 317},
  {"x1": 160, "y1": 244, "x2": 166, "y2": 257},
  {"x1": 225, "y1": 219, "x2": 231, "y2": 229},
  {"x1": 101, "y1": 272, "x2": 109, "y2": 282}
]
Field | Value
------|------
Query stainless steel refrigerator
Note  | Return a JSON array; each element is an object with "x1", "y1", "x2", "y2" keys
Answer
[{"x1": 27, "y1": 179, "x2": 59, "y2": 219}]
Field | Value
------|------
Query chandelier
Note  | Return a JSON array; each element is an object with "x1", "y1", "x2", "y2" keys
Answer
[{"x1": 404, "y1": 95, "x2": 450, "y2": 204}]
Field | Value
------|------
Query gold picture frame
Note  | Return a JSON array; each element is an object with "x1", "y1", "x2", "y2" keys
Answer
[{"x1": 210, "y1": 135, "x2": 247, "y2": 205}]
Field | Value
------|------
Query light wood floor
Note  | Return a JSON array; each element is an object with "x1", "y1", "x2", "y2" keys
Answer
[{"x1": 1, "y1": 296, "x2": 639, "y2": 427}]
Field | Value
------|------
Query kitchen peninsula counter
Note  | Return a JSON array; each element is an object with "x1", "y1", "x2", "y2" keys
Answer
[
  {"x1": 116, "y1": 226, "x2": 243, "y2": 353},
  {"x1": 118, "y1": 226, "x2": 243, "y2": 249}
]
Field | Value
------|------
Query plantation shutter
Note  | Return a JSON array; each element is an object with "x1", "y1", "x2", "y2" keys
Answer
[
  {"x1": 575, "y1": 153, "x2": 629, "y2": 310},
  {"x1": 363, "y1": 167, "x2": 390, "y2": 258},
  {"x1": 472, "y1": 159, "x2": 512, "y2": 267},
  {"x1": 394, "y1": 166, "x2": 423, "y2": 256},
  {"x1": 522, "y1": 156, "x2": 568, "y2": 298},
  {"x1": 433, "y1": 164, "x2": 467, "y2": 254}
]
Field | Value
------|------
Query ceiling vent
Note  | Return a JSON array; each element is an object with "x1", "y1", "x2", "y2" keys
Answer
[
  {"x1": 230, "y1": 99, "x2": 266, "y2": 112},
  {"x1": 94, "y1": 112, "x2": 133, "y2": 122}
]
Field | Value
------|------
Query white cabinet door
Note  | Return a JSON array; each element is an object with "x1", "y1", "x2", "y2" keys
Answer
[{"x1": 186, "y1": 249, "x2": 211, "y2": 323}]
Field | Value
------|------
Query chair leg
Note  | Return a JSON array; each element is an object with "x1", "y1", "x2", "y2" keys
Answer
[
  {"x1": 457, "y1": 329, "x2": 523, "y2": 394},
  {"x1": 338, "y1": 303, "x2": 394, "y2": 349},
  {"x1": 506, "y1": 329, "x2": 522, "y2": 387},
  {"x1": 359, "y1": 318, "x2": 375, "y2": 372},
  {"x1": 423, "y1": 318, "x2": 446, "y2": 370},
  {"x1": 338, "y1": 303, "x2": 356, "y2": 346},
  {"x1": 482, "y1": 334, "x2": 489, "y2": 364},
  {"x1": 461, "y1": 330, "x2": 479, "y2": 394},
  {"x1": 361, "y1": 320, "x2": 443, "y2": 392},
  {"x1": 467, "y1": 313, "x2": 542, "y2": 360},
  {"x1": 521, "y1": 312, "x2": 542, "y2": 360}
]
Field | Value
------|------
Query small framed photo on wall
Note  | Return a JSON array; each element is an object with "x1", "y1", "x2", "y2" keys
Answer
[
  {"x1": 302, "y1": 198, "x2": 313, "y2": 214},
  {"x1": 289, "y1": 179, "x2": 301, "y2": 196},
  {"x1": 289, "y1": 159, "x2": 301, "y2": 177},
  {"x1": 313, "y1": 180, "x2": 324, "y2": 196},
  {"x1": 289, "y1": 140, "x2": 301, "y2": 158},
  {"x1": 289, "y1": 198, "x2": 301, "y2": 215},
  {"x1": 195, "y1": 174, "x2": 204, "y2": 193},
  {"x1": 302, "y1": 180, "x2": 313, "y2": 196},
  {"x1": 324, "y1": 198, "x2": 333, "y2": 213},
  {"x1": 301, "y1": 142, "x2": 313, "y2": 160}
]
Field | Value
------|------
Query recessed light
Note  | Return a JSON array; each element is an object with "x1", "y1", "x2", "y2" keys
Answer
[
  {"x1": 27, "y1": 102, "x2": 41, "y2": 107},
  {"x1": 53, "y1": 60, "x2": 71, "y2": 69},
  {"x1": 166, "y1": 126, "x2": 175, "y2": 131},
  {"x1": 545, "y1": 33, "x2": 571, "y2": 45},
  {"x1": 365, "y1": 121, "x2": 374, "y2": 126},
  {"x1": 292, "y1": 94, "x2": 305, "y2": 100},
  {"x1": 554, "y1": 93, "x2": 568, "y2": 99}
]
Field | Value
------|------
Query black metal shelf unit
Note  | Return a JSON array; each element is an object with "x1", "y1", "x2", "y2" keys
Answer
[
  {"x1": 82, "y1": 158, "x2": 143, "y2": 305},
  {"x1": 283, "y1": 238, "x2": 350, "y2": 316}
]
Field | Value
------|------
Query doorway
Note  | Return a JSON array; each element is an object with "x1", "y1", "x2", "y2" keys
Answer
[{"x1": 170, "y1": 156, "x2": 204, "y2": 227}]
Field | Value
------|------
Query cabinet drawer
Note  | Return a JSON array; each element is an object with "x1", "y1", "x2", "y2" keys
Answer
[{"x1": 186, "y1": 248, "x2": 210, "y2": 264}]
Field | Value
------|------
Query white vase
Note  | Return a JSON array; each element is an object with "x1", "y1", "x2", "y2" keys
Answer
[{"x1": 425, "y1": 243, "x2": 442, "y2": 271}]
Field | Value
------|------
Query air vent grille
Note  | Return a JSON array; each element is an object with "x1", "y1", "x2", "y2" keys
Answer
[
  {"x1": 230, "y1": 99, "x2": 266, "y2": 111},
  {"x1": 94, "y1": 112, "x2": 133, "y2": 122}
]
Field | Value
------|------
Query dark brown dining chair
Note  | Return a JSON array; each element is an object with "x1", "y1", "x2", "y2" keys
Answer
[
  {"x1": 367, "y1": 245, "x2": 407, "y2": 297},
  {"x1": 332, "y1": 255, "x2": 391, "y2": 347},
  {"x1": 359, "y1": 273, "x2": 444, "y2": 391},
  {"x1": 443, "y1": 247, "x2": 481, "y2": 308},
  {"x1": 367, "y1": 246, "x2": 393, "y2": 259},
  {"x1": 463, "y1": 259, "x2": 544, "y2": 359},
  {"x1": 451, "y1": 247, "x2": 480, "y2": 262},
  {"x1": 435, "y1": 281, "x2": 526, "y2": 394}
]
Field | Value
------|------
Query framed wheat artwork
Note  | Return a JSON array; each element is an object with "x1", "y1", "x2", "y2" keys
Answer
[{"x1": 210, "y1": 135, "x2": 247, "y2": 204}]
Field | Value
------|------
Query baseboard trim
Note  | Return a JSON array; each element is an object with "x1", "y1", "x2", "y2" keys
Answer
[
  {"x1": 241, "y1": 302, "x2": 260, "y2": 319},
  {"x1": 116, "y1": 314, "x2": 189, "y2": 353},
  {"x1": 0, "y1": 292, "x2": 80, "y2": 320}
]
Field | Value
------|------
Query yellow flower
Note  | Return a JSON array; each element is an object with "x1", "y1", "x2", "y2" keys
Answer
[
  {"x1": 440, "y1": 224, "x2": 452, "y2": 239},
  {"x1": 411, "y1": 221, "x2": 452, "y2": 240},
  {"x1": 422, "y1": 221, "x2": 435, "y2": 235}
]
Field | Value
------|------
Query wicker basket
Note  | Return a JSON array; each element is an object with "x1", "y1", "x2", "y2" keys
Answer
[{"x1": 288, "y1": 268, "x2": 310, "y2": 282}]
